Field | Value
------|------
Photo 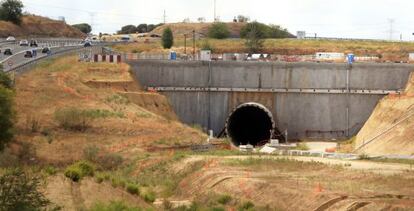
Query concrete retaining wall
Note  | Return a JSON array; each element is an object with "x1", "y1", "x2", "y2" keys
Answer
[{"x1": 128, "y1": 60, "x2": 414, "y2": 139}]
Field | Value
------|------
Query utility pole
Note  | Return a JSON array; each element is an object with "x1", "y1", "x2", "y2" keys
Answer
[
  {"x1": 163, "y1": 10, "x2": 166, "y2": 24},
  {"x1": 89, "y1": 12, "x2": 95, "y2": 34},
  {"x1": 214, "y1": 0, "x2": 216, "y2": 22},
  {"x1": 184, "y1": 34, "x2": 187, "y2": 55},
  {"x1": 192, "y1": 30, "x2": 196, "y2": 60},
  {"x1": 388, "y1": 18, "x2": 395, "y2": 40}
]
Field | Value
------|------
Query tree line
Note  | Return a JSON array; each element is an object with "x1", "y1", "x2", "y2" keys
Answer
[
  {"x1": 0, "y1": 0, "x2": 23, "y2": 25},
  {"x1": 117, "y1": 23, "x2": 164, "y2": 34}
]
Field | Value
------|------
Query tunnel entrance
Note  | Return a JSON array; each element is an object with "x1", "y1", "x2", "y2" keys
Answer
[{"x1": 226, "y1": 103, "x2": 276, "y2": 147}]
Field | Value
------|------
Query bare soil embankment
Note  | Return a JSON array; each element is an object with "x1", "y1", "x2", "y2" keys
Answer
[
  {"x1": 0, "y1": 15, "x2": 85, "y2": 38},
  {"x1": 355, "y1": 73, "x2": 414, "y2": 156}
]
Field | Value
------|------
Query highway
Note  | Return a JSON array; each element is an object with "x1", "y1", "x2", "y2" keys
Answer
[{"x1": 0, "y1": 38, "x2": 85, "y2": 72}]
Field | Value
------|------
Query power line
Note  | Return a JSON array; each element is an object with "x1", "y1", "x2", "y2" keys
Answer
[{"x1": 388, "y1": 18, "x2": 395, "y2": 40}]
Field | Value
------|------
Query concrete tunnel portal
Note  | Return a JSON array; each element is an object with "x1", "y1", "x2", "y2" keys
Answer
[{"x1": 225, "y1": 103, "x2": 276, "y2": 147}]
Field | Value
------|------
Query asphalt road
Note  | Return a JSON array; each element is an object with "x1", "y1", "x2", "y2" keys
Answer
[{"x1": 0, "y1": 39, "x2": 84, "y2": 71}]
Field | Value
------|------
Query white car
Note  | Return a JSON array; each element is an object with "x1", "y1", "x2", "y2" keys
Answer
[
  {"x1": 6, "y1": 36, "x2": 16, "y2": 41},
  {"x1": 19, "y1": 40, "x2": 29, "y2": 46}
]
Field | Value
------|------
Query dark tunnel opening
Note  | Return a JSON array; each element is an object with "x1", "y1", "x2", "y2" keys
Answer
[{"x1": 226, "y1": 103, "x2": 275, "y2": 147}]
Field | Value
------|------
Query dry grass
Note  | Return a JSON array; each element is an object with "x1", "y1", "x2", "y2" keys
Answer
[
  {"x1": 0, "y1": 15, "x2": 84, "y2": 38},
  {"x1": 355, "y1": 73, "x2": 414, "y2": 155},
  {"x1": 13, "y1": 55, "x2": 206, "y2": 164},
  {"x1": 114, "y1": 38, "x2": 414, "y2": 61},
  {"x1": 174, "y1": 155, "x2": 414, "y2": 210}
]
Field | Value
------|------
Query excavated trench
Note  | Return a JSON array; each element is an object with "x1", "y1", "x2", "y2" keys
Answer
[{"x1": 226, "y1": 103, "x2": 276, "y2": 146}]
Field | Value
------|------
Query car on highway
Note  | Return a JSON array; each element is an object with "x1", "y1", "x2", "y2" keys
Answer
[
  {"x1": 84, "y1": 41, "x2": 92, "y2": 47},
  {"x1": 4, "y1": 48, "x2": 12, "y2": 55},
  {"x1": 6, "y1": 36, "x2": 16, "y2": 41},
  {"x1": 41, "y1": 47, "x2": 50, "y2": 54},
  {"x1": 30, "y1": 40, "x2": 38, "y2": 47},
  {"x1": 19, "y1": 40, "x2": 29, "y2": 46},
  {"x1": 24, "y1": 50, "x2": 33, "y2": 58}
]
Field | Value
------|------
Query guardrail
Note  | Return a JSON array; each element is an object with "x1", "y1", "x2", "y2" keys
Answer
[
  {"x1": 148, "y1": 86, "x2": 402, "y2": 95},
  {"x1": 8, "y1": 46, "x2": 84, "y2": 74},
  {"x1": 5, "y1": 42, "x2": 120, "y2": 74}
]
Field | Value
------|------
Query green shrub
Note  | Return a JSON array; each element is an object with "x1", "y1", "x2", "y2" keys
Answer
[
  {"x1": 98, "y1": 153, "x2": 124, "y2": 170},
  {"x1": 141, "y1": 191, "x2": 156, "y2": 203},
  {"x1": 162, "y1": 27, "x2": 174, "y2": 49},
  {"x1": 0, "y1": 69, "x2": 13, "y2": 89},
  {"x1": 83, "y1": 145, "x2": 100, "y2": 162},
  {"x1": 95, "y1": 174, "x2": 104, "y2": 183},
  {"x1": 43, "y1": 166, "x2": 57, "y2": 175},
  {"x1": 0, "y1": 86, "x2": 14, "y2": 151},
  {"x1": 83, "y1": 109, "x2": 124, "y2": 119},
  {"x1": 217, "y1": 194, "x2": 232, "y2": 205},
  {"x1": 64, "y1": 167, "x2": 81, "y2": 182},
  {"x1": 200, "y1": 39, "x2": 214, "y2": 52},
  {"x1": 54, "y1": 108, "x2": 92, "y2": 131},
  {"x1": 238, "y1": 201, "x2": 255, "y2": 211},
  {"x1": 0, "y1": 149, "x2": 18, "y2": 167},
  {"x1": 208, "y1": 22, "x2": 230, "y2": 39},
  {"x1": 0, "y1": 0, "x2": 24, "y2": 25},
  {"x1": 0, "y1": 169, "x2": 51, "y2": 211},
  {"x1": 111, "y1": 178, "x2": 126, "y2": 188},
  {"x1": 89, "y1": 201, "x2": 144, "y2": 211},
  {"x1": 211, "y1": 207, "x2": 225, "y2": 211},
  {"x1": 64, "y1": 160, "x2": 95, "y2": 182},
  {"x1": 126, "y1": 183, "x2": 139, "y2": 195}
]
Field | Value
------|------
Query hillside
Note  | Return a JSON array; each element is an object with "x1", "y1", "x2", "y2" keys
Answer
[
  {"x1": 0, "y1": 15, "x2": 85, "y2": 38},
  {"x1": 151, "y1": 22, "x2": 247, "y2": 38},
  {"x1": 13, "y1": 56, "x2": 206, "y2": 165},
  {"x1": 355, "y1": 72, "x2": 414, "y2": 156}
]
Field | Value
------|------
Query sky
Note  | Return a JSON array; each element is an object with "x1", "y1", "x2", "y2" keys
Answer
[{"x1": 21, "y1": 0, "x2": 414, "y2": 40}]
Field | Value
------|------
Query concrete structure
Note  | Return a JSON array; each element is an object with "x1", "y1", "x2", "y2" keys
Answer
[
  {"x1": 315, "y1": 52, "x2": 345, "y2": 61},
  {"x1": 128, "y1": 60, "x2": 414, "y2": 140},
  {"x1": 200, "y1": 50, "x2": 211, "y2": 61},
  {"x1": 297, "y1": 31, "x2": 306, "y2": 39}
]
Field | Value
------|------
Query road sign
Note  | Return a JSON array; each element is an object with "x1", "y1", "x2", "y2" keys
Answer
[{"x1": 7, "y1": 60, "x2": 13, "y2": 67}]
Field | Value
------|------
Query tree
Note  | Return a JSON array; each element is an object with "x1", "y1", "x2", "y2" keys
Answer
[
  {"x1": 244, "y1": 23, "x2": 265, "y2": 53},
  {"x1": 240, "y1": 22, "x2": 268, "y2": 39},
  {"x1": 237, "y1": 15, "x2": 250, "y2": 23},
  {"x1": 147, "y1": 23, "x2": 163, "y2": 32},
  {"x1": 268, "y1": 24, "x2": 295, "y2": 38},
  {"x1": 208, "y1": 22, "x2": 230, "y2": 39},
  {"x1": 118, "y1": 25, "x2": 137, "y2": 34},
  {"x1": 72, "y1": 23, "x2": 92, "y2": 34},
  {"x1": 161, "y1": 27, "x2": 174, "y2": 49},
  {"x1": 241, "y1": 21, "x2": 294, "y2": 39},
  {"x1": 0, "y1": 68, "x2": 14, "y2": 152},
  {"x1": 137, "y1": 24, "x2": 148, "y2": 33},
  {"x1": 0, "y1": 66, "x2": 12, "y2": 89},
  {"x1": 0, "y1": 169, "x2": 51, "y2": 210},
  {"x1": 0, "y1": 0, "x2": 23, "y2": 25}
]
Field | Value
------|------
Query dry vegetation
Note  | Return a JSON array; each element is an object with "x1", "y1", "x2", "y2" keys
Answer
[
  {"x1": 13, "y1": 55, "x2": 206, "y2": 165},
  {"x1": 355, "y1": 73, "x2": 414, "y2": 156},
  {"x1": 0, "y1": 15, "x2": 85, "y2": 38},
  {"x1": 114, "y1": 38, "x2": 414, "y2": 62}
]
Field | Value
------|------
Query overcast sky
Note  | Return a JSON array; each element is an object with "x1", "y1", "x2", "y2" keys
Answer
[{"x1": 21, "y1": 0, "x2": 414, "y2": 40}]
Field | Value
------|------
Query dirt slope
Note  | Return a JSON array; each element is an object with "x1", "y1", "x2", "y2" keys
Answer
[
  {"x1": 44, "y1": 175, "x2": 152, "y2": 210},
  {"x1": 14, "y1": 55, "x2": 206, "y2": 164},
  {"x1": 173, "y1": 156, "x2": 414, "y2": 210},
  {"x1": 0, "y1": 15, "x2": 85, "y2": 38},
  {"x1": 151, "y1": 22, "x2": 246, "y2": 38},
  {"x1": 355, "y1": 72, "x2": 414, "y2": 156}
]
